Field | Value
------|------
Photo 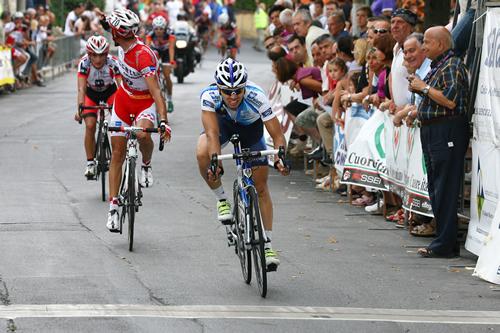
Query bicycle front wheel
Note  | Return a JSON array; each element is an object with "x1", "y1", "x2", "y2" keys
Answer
[
  {"x1": 233, "y1": 180, "x2": 251, "y2": 284},
  {"x1": 248, "y1": 186, "x2": 267, "y2": 298},
  {"x1": 128, "y1": 158, "x2": 136, "y2": 252},
  {"x1": 99, "y1": 132, "x2": 111, "y2": 202}
]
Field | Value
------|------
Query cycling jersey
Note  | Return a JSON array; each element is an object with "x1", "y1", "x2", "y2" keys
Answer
[
  {"x1": 200, "y1": 81, "x2": 275, "y2": 166},
  {"x1": 200, "y1": 81, "x2": 275, "y2": 125},
  {"x1": 117, "y1": 39, "x2": 159, "y2": 95},
  {"x1": 77, "y1": 54, "x2": 121, "y2": 92},
  {"x1": 111, "y1": 40, "x2": 159, "y2": 132},
  {"x1": 219, "y1": 22, "x2": 237, "y2": 41},
  {"x1": 146, "y1": 29, "x2": 174, "y2": 52}
]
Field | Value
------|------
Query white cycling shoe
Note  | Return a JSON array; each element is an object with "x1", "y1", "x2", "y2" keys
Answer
[
  {"x1": 85, "y1": 163, "x2": 96, "y2": 178},
  {"x1": 107, "y1": 210, "x2": 120, "y2": 232},
  {"x1": 140, "y1": 166, "x2": 153, "y2": 188}
]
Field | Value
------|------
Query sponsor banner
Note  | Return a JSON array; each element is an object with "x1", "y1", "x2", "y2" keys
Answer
[
  {"x1": 403, "y1": 126, "x2": 433, "y2": 217},
  {"x1": 383, "y1": 112, "x2": 408, "y2": 199},
  {"x1": 473, "y1": 201, "x2": 500, "y2": 285},
  {"x1": 341, "y1": 110, "x2": 388, "y2": 190},
  {"x1": 466, "y1": 140, "x2": 500, "y2": 255},
  {"x1": 333, "y1": 124, "x2": 347, "y2": 174},
  {"x1": 0, "y1": 47, "x2": 15, "y2": 86},
  {"x1": 474, "y1": 8, "x2": 500, "y2": 146},
  {"x1": 264, "y1": 81, "x2": 293, "y2": 166}
]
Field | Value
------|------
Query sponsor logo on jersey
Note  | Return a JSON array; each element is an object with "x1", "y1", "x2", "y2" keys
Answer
[
  {"x1": 203, "y1": 100, "x2": 215, "y2": 108},
  {"x1": 262, "y1": 108, "x2": 273, "y2": 118}
]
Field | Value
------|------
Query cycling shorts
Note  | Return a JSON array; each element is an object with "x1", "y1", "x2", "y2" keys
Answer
[
  {"x1": 204, "y1": 116, "x2": 268, "y2": 167},
  {"x1": 82, "y1": 85, "x2": 117, "y2": 117},
  {"x1": 110, "y1": 86, "x2": 157, "y2": 137},
  {"x1": 152, "y1": 47, "x2": 171, "y2": 65}
]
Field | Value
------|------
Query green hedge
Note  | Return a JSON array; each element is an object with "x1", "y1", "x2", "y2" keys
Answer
[
  {"x1": 234, "y1": 0, "x2": 276, "y2": 12},
  {"x1": 51, "y1": 0, "x2": 105, "y2": 27}
]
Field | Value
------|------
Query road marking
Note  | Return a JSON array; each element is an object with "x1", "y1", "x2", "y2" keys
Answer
[{"x1": 0, "y1": 305, "x2": 499, "y2": 325}]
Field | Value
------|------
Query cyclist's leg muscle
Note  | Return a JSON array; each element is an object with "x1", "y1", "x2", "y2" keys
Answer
[
  {"x1": 136, "y1": 104, "x2": 156, "y2": 163},
  {"x1": 84, "y1": 116, "x2": 97, "y2": 160},
  {"x1": 252, "y1": 166, "x2": 273, "y2": 231},
  {"x1": 109, "y1": 136, "x2": 127, "y2": 198}
]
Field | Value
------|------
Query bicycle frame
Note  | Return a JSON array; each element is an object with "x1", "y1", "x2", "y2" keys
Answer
[{"x1": 217, "y1": 136, "x2": 279, "y2": 249}]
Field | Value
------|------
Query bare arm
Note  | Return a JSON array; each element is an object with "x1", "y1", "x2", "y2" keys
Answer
[
  {"x1": 201, "y1": 110, "x2": 221, "y2": 158},
  {"x1": 264, "y1": 117, "x2": 289, "y2": 175},
  {"x1": 298, "y1": 76, "x2": 323, "y2": 94}
]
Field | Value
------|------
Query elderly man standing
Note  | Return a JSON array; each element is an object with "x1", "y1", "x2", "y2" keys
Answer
[
  {"x1": 393, "y1": 33, "x2": 431, "y2": 126},
  {"x1": 292, "y1": 8, "x2": 328, "y2": 66},
  {"x1": 407, "y1": 27, "x2": 470, "y2": 258}
]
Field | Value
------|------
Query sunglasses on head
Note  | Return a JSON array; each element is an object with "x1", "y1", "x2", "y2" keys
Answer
[
  {"x1": 374, "y1": 28, "x2": 388, "y2": 34},
  {"x1": 220, "y1": 87, "x2": 244, "y2": 96}
]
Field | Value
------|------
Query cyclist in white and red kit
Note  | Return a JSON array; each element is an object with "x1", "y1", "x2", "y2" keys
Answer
[
  {"x1": 101, "y1": 8, "x2": 172, "y2": 232},
  {"x1": 76, "y1": 35, "x2": 121, "y2": 179}
]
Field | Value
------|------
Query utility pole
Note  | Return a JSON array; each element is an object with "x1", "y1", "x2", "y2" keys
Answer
[{"x1": 351, "y1": 0, "x2": 370, "y2": 36}]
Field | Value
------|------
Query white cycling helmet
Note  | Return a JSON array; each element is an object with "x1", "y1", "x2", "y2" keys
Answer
[
  {"x1": 152, "y1": 16, "x2": 167, "y2": 29},
  {"x1": 107, "y1": 8, "x2": 140, "y2": 37},
  {"x1": 217, "y1": 12, "x2": 229, "y2": 25},
  {"x1": 86, "y1": 35, "x2": 110, "y2": 54},
  {"x1": 215, "y1": 58, "x2": 247, "y2": 89}
]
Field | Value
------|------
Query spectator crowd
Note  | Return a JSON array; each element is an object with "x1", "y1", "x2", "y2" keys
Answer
[{"x1": 260, "y1": 0, "x2": 476, "y2": 258}]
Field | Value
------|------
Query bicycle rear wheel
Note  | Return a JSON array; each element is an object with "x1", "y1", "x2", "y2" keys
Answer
[
  {"x1": 128, "y1": 158, "x2": 136, "y2": 252},
  {"x1": 233, "y1": 180, "x2": 251, "y2": 284},
  {"x1": 248, "y1": 186, "x2": 267, "y2": 297}
]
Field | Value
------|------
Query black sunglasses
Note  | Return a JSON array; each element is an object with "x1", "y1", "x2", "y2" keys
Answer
[
  {"x1": 220, "y1": 87, "x2": 244, "y2": 96},
  {"x1": 374, "y1": 28, "x2": 388, "y2": 34}
]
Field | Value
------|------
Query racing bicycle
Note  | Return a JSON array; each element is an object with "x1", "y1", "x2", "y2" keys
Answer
[
  {"x1": 108, "y1": 118, "x2": 165, "y2": 251},
  {"x1": 210, "y1": 134, "x2": 286, "y2": 297},
  {"x1": 79, "y1": 103, "x2": 113, "y2": 202}
]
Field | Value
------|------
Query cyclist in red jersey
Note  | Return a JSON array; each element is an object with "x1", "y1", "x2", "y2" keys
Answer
[
  {"x1": 102, "y1": 8, "x2": 172, "y2": 232},
  {"x1": 145, "y1": 16, "x2": 176, "y2": 113},
  {"x1": 76, "y1": 35, "x2": 121, "y2": 179}
]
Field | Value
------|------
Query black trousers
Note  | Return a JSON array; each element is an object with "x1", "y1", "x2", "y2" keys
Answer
[{"x1": 420, "y1": 117, "x2": 469, "y2": 256}]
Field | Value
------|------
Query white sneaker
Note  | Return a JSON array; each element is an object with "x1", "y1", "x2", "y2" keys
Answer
[
  {"x1": 84, "y1": 163, "x2": 96, "y2": 178},
  {"x1": 140, "y1": 166, "x2": 153, "y2": 188},
  {"x1": 365, "y1": 199, "x2": 384, "y2": 213},
  {"x1": 107, "y1": 210, "x2": 120, "y2": 232}
]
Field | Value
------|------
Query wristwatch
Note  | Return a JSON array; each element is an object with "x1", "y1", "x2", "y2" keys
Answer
[{"x1": 422, "y1": 85, "x2": 431, "y2": 95}]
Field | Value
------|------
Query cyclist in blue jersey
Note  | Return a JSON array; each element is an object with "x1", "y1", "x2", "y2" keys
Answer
[{"x1": 196, "y1": 58, "x2": 289, "y2": 269}]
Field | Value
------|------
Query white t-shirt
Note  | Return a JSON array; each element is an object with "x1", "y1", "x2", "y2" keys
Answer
[
  {"x1": 166, "y1": 0, "x2": 183, "y2": 26},
  {"x1": 64, "y1": 11, "x2": 78, "y2": 36},
  {"x1": 390, "y1": 44, "x2": 411, "y2": 107}
]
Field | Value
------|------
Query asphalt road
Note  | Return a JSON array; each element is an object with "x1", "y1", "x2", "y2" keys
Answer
[{"x1": 0, "y1": 42, "x2": 499, "y2": 333}]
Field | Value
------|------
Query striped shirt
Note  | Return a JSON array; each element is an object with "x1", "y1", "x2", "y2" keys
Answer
[{"x1": 417, "y1": 51, "x2": 469, "y2": 121}]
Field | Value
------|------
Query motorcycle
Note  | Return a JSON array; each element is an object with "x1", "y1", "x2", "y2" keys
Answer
[{"x1": 172, "y1": 20, "x2": 200, "y2": 84}]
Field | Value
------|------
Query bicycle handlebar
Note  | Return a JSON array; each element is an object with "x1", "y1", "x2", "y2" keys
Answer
[
  {"x1": 108, "y1": 126, "x2": 167, "y2": 151},
  {"x1": 108, "y1": 126, "x2": 161, "y2": 133},
  {"x1": 217, "y1": 149, "x2": 279, "y2": 161},
  {"x1": 79, "y1": 104, "x2": 113, "y2": 110}
]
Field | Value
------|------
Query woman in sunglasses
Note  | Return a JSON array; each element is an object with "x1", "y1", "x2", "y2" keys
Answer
[{"x1": 196, "y1": 58, "x2": 289, "y2": 271}]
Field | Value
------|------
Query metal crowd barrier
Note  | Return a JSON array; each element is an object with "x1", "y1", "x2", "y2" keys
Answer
[{"x1": 39, "y1": 35, "x2": 81, "y2": 80}]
